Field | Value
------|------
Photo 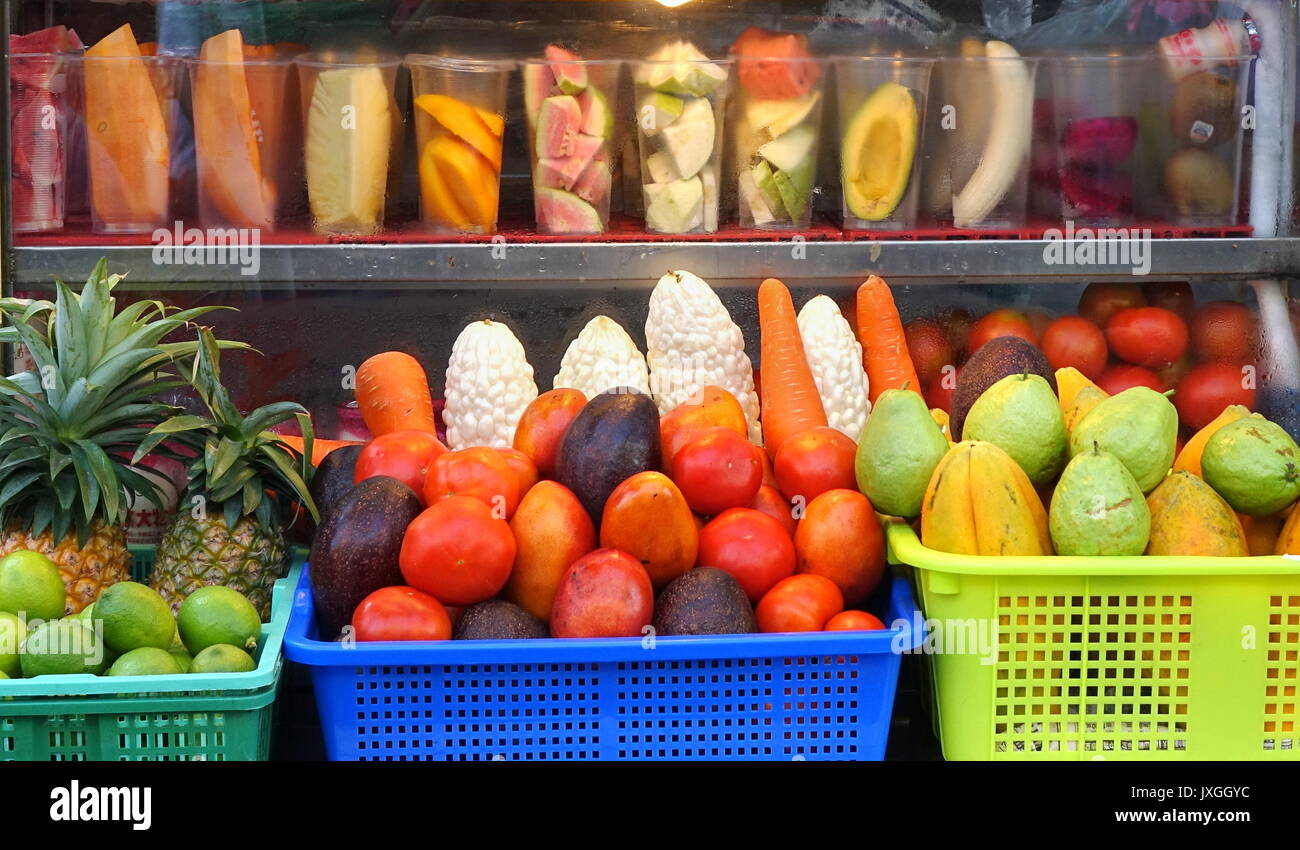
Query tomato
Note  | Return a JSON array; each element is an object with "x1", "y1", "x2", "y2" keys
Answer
[
  {"x1": 903, "y1": 318, "x2": 953, "y2": 386},
  {"x1": 351, "y1": 586, "x2": 451, "y2": 642},
  {"x1": 1105, "y1": 307, "x2": 1189, "y2": 367},
  {"x1": 497, "y1": 447, "x2": 540, "y2": 497},
  {"x1": 1079, "y1": 282, "x2": 1146, "y2": 327},
  {"x1": 1174, "y1": 363, "x2": 1257, "y2": 430},
  {"x1": 755, "y1": 574, "x2": 844, "y2": 633},
  {"x1": 1040, "y1": 315, "x2": 1108, "y2": 379},
  {"x1": 773, "y1": 426, "x2": 857, "y2": 503},
  {"x1": 794, "y1": 489, "x2": 885, "y2": 607},
  {"x1": 697, "y1": 508, "x2": 796, "y2": 603},
  {"x1": 966, "y1": 309, "x2": 1038, "y2": 355},
  {"x1": 672, "y1": 427, "x2": 763, "y2": 515},
  {"x1": 940, "y1": 308, "x2": 974, "y2": 361},
  {"x1": 1142, "y1": 281, "x2": 1194, "y2": 318},
  {"x1": 750, "y1": 484, "x2": 798, "y2": 537},
  {"x1": 399, "y1": 495, "x2": 516, "y2": 606},
  {"x1": 549, "y1": 548, "x2": 654, "y2": 638},
  {"x1": 423, "y1": 446, "x2": 520, "y2": 517},
  {"x1": 513, "y1": 388, "x2": 587, "y2": 479},
  {"x1": 824, "y1": 610, "x2": 887, "y2": 631},
  {"x1": 1096, "y1": 363, "x2": 1164, "y2": 395},
  {"x1": 659, "y1": 385, "x2": 750, "y2": 472},
  {"x1": 354, "y1": 430, "x2": 447, "y2": 495},
  {"x1": 1190, "y1": 300, "x2": 1257, "y2": 365},
  {"x1": 924, "y1": 369, "x2": 957, "y2": 414},
  {"x1": 1026, "y1": 309, "x2": 1053, "y2": 339}
]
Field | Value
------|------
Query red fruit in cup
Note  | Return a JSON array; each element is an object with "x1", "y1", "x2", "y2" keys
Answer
[{"x1": 1060, "y1": 116, "x2": 1138, "y2": 165}]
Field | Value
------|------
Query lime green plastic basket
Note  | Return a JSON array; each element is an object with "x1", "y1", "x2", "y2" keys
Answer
[
  {"x1": 886, "y1": 520, "x2": 1300, "y2": 761},
  {"x1": 0, "y1": 548, "x2": 299, "y2": 761}
]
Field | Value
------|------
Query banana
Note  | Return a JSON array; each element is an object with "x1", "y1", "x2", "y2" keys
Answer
[{"x1": 951, "y1": 40, "x2": 1033, "y2": 227}]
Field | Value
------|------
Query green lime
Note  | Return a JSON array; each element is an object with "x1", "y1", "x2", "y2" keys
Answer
[
  {"x1": 94, "y1": 582, "x2": 175, "y2": 653},
  {"x1": 77, "y1": 602, "x2": 96, "y2": 621},
  {"x1": 107, "y1": 646, "x2": 183, "y2": 677},
  {"x1": 0, "y1": 550, "x2": 66, "y2": 621},
  {"x1": 177, "y1": 586, "x2": 261, "y2": 655},
  {"x1": 0, "y1": 611, "x2": 26, "y2": 678},
  {"x1": 189, "y1": 643, "x2": 255, "y2": 674},
  {"x1": 20, "y1": 619, "x2": 106, "y2": 676},
  {"x1": 169, "y1": 647, "x2": 193, "y2": 674}
]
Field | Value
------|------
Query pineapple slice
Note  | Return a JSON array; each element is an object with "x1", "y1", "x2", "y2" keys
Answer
[{"x1": 305, "y1": 67, "x2": 391, "y2": 234}]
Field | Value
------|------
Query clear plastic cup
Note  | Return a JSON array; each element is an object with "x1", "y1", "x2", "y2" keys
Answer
[
  {"x1": 188, "y1": 47, "x2": 302, "y2": 230},
  {"x1": 833, "y1": 57, "x2": 932, "y2": 231},
  {"x1": 631, "y1": 57, "x2": 732, "y2": 234},
  {"x1": 295, "y1": 52, "x2": 402, "y2": 236},
  {"x1": 80, "y1": 53, "x2": 181, "y2": 234},
  {"x1": 522, "y1": 58, "x2": 621, "y2": 234},
  {"x1": 9, "y1": 52, "x2": 78, "y2": 233},
  {"x1": 928, "y1": 54, "x2": 1039, "y2": 230},
  {"x1": 408, "y1": 55, "x2": 512, "y2": 235},
  {"x1": 730, "y1": 57, "x2": 827, "y2": 230}
]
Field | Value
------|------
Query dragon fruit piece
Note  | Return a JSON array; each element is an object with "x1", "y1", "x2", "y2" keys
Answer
[
  {"x1": 1060, "y1": 116, "x2": 1138, "y2": 166},
  {"x1": 1060, "y1": 164, "x2": 1133, "y2": 220}
]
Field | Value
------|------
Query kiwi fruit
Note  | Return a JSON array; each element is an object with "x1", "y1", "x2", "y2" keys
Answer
[
  {"x1": 1170, "y1": 71, "x2": 1236, "y2": 149},
  {"x1": 1164, "y1": 148, "x2": 1235, "y2": 217}
]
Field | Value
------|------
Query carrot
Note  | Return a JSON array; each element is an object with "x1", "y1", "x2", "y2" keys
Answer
[
  {"x1": 354, "y1": 351, "x2": 437, "y2": 436},
  {"x1": 278, "y1": 435, "x2": 362, "y2": 466},
  {"x1": 856, "y1": 275, "x2": 922, "y2": 404},
  {"x1": 758, "y1": 278, "x2": 827, "y2": 457}
]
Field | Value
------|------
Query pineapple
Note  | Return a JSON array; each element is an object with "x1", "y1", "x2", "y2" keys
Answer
[
  {"x1": 147, "y1": 328, "x2": 317, "y2": 619},
  {"x1": 0, "y1": 261, "x2": 231, "y2": 614}
]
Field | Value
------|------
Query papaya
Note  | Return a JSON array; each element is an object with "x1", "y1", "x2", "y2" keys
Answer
[
  {"x1": 1240, "y1": 512, "x2": 1284, "y2": 556},
  {"x1": 930, "y1": 407, "x2": 953, "y2": 444},
  {"x1": 920, "y1": 440, "x2": 1051, "y2": 556},
  {"x1": 1173, "y1": 404, "x2": 1251, "y2": 478},
  {"x1": 1276, "y1": 504, "x2": 1300, "y2": 555},
  {"x1": 1064, "y1": 385, "x2": 1107, "y2": 435},
  {"x1": 1055, "y1": 366, "x2": 1105, "y2": 412},
  {"x1": 84, "y1": 24, "x2": 169, "y2": 229},
  {"x1": 414, "y1": 94, "x2": 504, "y2": 171},
  {"x1": 1145, "y1": 470, "x2": 1249, "y2": 557},
  {"x1": 193, "y1": 29, "x2": 275, "y2": 227}
]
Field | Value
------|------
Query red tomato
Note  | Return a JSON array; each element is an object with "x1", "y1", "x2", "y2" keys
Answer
[
  {"x1": 1142, "y1": 281, "x2": 1195, "y2": 318},
  {"x1": 672, "y1": 427, "x2": 764, "y2": 515},
  {"x1": 354, "y1": 430, "x2": 447, "y2": 495},
  {"x1": 750, "y1": 484, "x2": 798, "y2": 538},
  {"x1": 924, "y1": 369, "x2": 957, "y2": 414},
  {"x1": 903, "y1": 318, "x2": 953, "y2": 386},
  {"x1": 1079, "y1": 282, "x2": 1146, "y2": 327},
  {"x1": 756, "y1": 574, "x2": 844, "y2": 633},
  {"x1": 1040, "y1": 315, "x2": 1108, "y2": 379},
  {"x1": 824, "y1": 610, "x2": 887, "y2": 631},
  {"x1": 399, "y1": 495, "x2": 516, "y2": 606},
  {"x1": 1190, "y1": 301, "x2": 1257, "y2": 365},
  {"x1": 423, "y1": 447, "x2": 521, "y2": 517},
  {"x1": 1096, "y1": 364, "x2": 1164, "y2": 395},
  {"x1": 352, "y1": 586, "x2": 451, "y2": 642},
  {"x1": 549, "y1": 548, "x2": 654, "y2": 638},
  {"x1": 697, "y1": 508, "x2": 796, "y2": 603},
  {"x1": 966, "y1": 309, "x2": 1038, "y2": 355},
  {"x1": 1105, "y1": 307, "x2": 1189, "y2": 367},
  {"x1": 940, "y1": 308, "x2": 974, "y2": 361},
  {"x1": 1174, "y1": 363, "x2": 1257, "y2": 430},
  {"x1": 773, "y1": 426, "x2": 857, "y2": 503},
  {"x1": 497, "y1": 447, "x2": 540, "y2": 497}
]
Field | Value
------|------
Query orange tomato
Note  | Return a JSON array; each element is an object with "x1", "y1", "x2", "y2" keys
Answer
[
  {"x1": 697, "y1": 508, "x2": 796, "y2": 603},
  {"x1": 506, "y1": 481, "x2": 596, "y2": 621},
  {"x1": 794, "y1": 489, "x2": 885, "y2": 607},
  {"x1": 756, "y1": 574, "x2": 844, "y2": 633},
  {"x1": 825, "y1": 610, "x2": 887, "y2": 631},
  {"x1": 773, "y1": 426, "x2": 857, "y2": 503},
  {"x1": 399, "y1": 495, "x2": 516, "y2": 606},
  {"x1": 497, "y1": 447, "x2": 540, "y2": 496},
  {"x1": 423, "y1": 446, "x2": 520, "y2": 518},
  {"x1": 600, "y1": 471, "x2": 698, "y2": 590},
  {"x1": 513, "y1": 388, "x2": 587, "y2": 479}
]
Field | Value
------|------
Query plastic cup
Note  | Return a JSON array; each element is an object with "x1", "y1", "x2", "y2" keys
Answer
[
  {"x1": 730, "y1": 57, "x2": 827, "y2": 230},
  {"x1": 408, "y1": 55, "x2": 512, "y2": 235},
  {"x1": 9, "y1": 52, "x2": 78, "y2": 233},
  {"x1": 833, "y1": 57, "x2": 932, "y2": 231},
  {"x1": 927, "y1": 54, "x2": 1039, "y2": 230},
  {"x1": 188, "y1": 49, "x2": 303, "y2": 230},
  {"x1": 631, "y1": 57, "x2": 732, "y2": 234},
  {"x1": 80, "y1": 53, "x2": 182, "y2": 234},
  {"x1": 522, "y1": 58, "x2": 621, "y2": 235},
  {"x1": 295, "y1": 52, "x2": 402, "y2": 236}
]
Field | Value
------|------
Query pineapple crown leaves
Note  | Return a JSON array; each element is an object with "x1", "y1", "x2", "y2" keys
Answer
[
  {"x1": 136, "y1": 327, "x2": 320, "y2": 532},
  {"x1": 0, "y1": 259, "x2": 245, "y2": 547}
]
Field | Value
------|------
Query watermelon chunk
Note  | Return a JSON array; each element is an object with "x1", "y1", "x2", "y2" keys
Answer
[{"x1": 729, "y1": 26, "x2": 821, "y2": 100}]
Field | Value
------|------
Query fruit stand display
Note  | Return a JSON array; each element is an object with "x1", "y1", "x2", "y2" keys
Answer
[{"x1": 3, "y1": 0, "x2": 1300, "y2": 765}]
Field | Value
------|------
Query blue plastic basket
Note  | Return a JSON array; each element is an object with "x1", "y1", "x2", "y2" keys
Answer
[{"x1": 284, "y1": 567, "x2": 920, "y2": 761}]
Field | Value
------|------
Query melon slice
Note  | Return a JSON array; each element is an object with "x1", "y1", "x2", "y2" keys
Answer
[
  {"x1": 304, "y1": 66, "x2": 391, "y2": 234},
  {"x1": 419, "y1": 140, "x2": 472, "y2": 230},
  {"x1": 193, "y1": 29, "x2": 275, "y2": 228},
  {"x1": 83, "y1": 24, "x2": 169, "y2": 228},
  {"x1": 413, "y1": 94, "x2": 502, "y2": 170},
  {"x1": 429, "y1": 136, "x2": 499, "y2": 228}
]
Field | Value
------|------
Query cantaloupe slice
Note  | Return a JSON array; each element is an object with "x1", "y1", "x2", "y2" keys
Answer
[
  {"x1": 84, "y1": 24, "x2": 169, "y2": 229},
  {"x1": 419, "y1": 139, "x2": 472, "y2": 230},
  {"x1": 304, "y1": 66, "x2": 391, "y2": 234},
  {"x1": 193, "y1": 29, "x2": 275, "y2": 228},
  {"x1": 413, "y1": 94, "x2": 502, "y2": 170},
  {"x1": 430, "y1": 135, "x2": 499, "y2": 227}
]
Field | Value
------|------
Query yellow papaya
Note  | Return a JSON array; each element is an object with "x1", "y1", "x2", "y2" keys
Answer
[
  {"x1": 921, "y1": 440, "x2": 1051, "y2": 556},
  {"x1": 1064, "y1": 385, "x2": 1107, "y2": 435},
  {"x1": 1277, "y1": 504, "x2": 1300, "y2": 555},
  {"x1": 1240, "y1": 512, "x2": 1283, "y2": 556},
  {"x1": 1145, "y1": 470, "x2": 1249, "y2": 556},
  {"x1": 1173, "y1": 404, "x2": 1252, "y2": 478},
  {"x1": 929, "y1": 408, "x2": 953, "y2": 444},
  {"x1": 1056, "y1": 366, "x2": 1105, "y2": 412}
]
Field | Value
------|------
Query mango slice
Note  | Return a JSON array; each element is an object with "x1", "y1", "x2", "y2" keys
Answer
[
  {"x1": 414, "y1": 94, "x2": 503, "y2": 170},
  {"x1": 430, "y1": 135, "x2": 499, "y2": 228},
  {"x1": 419, "y1": 139, "x2": 472, "y2": 230}
]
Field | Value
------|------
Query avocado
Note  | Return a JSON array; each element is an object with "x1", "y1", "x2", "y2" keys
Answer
[
  {"x1": 308, "y1": 444, "x2": 363, "y2": 529},
  {"x1": 308, "y1": 476, "x2": 423, "y2": 640},
  {"x1": 653, "y1": 567, "x2": 757, "y2": 636},
  {"x1": 951, "y1": 336, "x2": 1056, "y2": 439},
  {"x1": 556, "y1": 388, "x2": 662, "y2": 526},
  {"x1": 454, "y1": 599, "x2": 549, "y2": 640},
  {"x1": 842, "y1": 81, "x2": 919, "y2": 221}
]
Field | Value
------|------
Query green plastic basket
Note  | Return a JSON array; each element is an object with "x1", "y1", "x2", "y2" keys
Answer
[
  {"x1": 0, "y1": 548, "x2": 299, "y2": 761},
  {"x1": 886, "y1": 519, "x2": 1300, "y2": 761}
]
